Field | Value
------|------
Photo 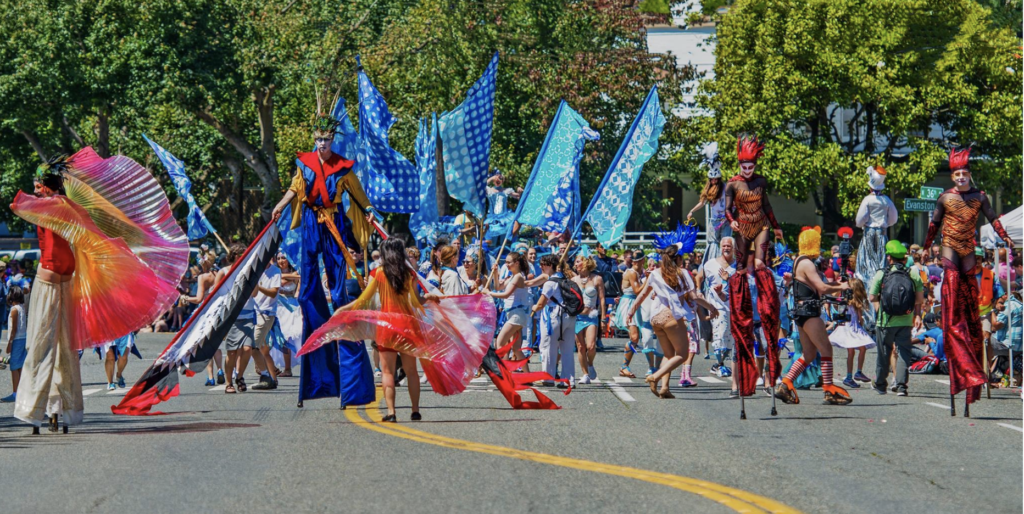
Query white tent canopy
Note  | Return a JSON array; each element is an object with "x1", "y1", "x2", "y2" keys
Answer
[{"x1": 981, "y1": 205, "x2": 1022, "y2": 249}]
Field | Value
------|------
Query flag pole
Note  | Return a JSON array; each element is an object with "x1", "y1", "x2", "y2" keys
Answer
[{"x1": 212, "y1": 232, "x2": 229, "y2": 253}]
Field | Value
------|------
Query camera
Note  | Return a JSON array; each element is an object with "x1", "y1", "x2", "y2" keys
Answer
[{"x1": 823, "y1": 289, "x2": 853, "y2": 324}]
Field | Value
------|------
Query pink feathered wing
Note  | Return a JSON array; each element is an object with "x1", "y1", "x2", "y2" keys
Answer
[
  {"x1": 10, "y1": 147, "x2": 188, "y2": 349},
  {"x1": 299, "y1": 294, "x2": 496, "y2": 396},
  {"x1": 11, "y1": 193, "x2": 181, "y2": 350}
]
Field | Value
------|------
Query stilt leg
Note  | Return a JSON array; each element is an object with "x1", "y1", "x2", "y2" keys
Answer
[
  {"x1": 771, "y1": 384, "x2": 778, "y2": 416},
  {"x1": 297, "y1": 400, "x2": 304, "y2": 408},
  {"x1": 950, "y1": 394, "x2": 956, "y2": 417},
  {"x1": 48, "y1": 414, "x2": 58, "y2": 433},
  {"x1": 31, "y1": 426, "x2": 40, "y2": 435},
  {"x1": 964, "y1": 401, "x2": 970, "y2": 418}
]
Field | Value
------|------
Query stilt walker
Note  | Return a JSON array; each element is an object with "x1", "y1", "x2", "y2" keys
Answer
[
  {"x1": 271, "y1": 92, "x2": 378, "y2": 409},
  {"x1": 923, "y1": 146, "x2": 1013, "y2": 416},
  {"x1": 12, "y1": 150, "x2": 188, "y2": 432},
  {"x1": 724, "y1": 135, "x2": 785, "y2": 416},
  {"x1": 855, "y1": 166, "x2": 898, "y2": 284}
]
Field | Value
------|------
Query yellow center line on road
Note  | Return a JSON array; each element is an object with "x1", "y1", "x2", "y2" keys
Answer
[{"x1": 344, "y1": 396, "x2": 802, "y2": 514}]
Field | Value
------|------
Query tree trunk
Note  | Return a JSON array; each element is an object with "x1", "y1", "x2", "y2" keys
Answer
[
  {"x1": 195, "y1": 106, "x2": 279, "y2": 223},
  {"x1": 222, "y1": 149, "x2": 244, "y2": 242},
  {"x1": 95, "y1": 105, "x2": 110, "y2": 158},
  {"x1": 254, "y1": 86, "x2": 280, "y2": 221},
  {"x1": 60, "y1": 114, "x2": 86, "y2": 149},
  {"x1": 435, "y1": 131, "x2": 448, "y2": 216},
  {"x1": 21, "y1": 130, "x2": 47, "y2": 161}
]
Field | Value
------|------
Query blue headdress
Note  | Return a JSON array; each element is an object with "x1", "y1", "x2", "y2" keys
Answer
[
  {"x1": 773, "y1": 242, "x2": 794, "y2": 275},
  {"x1": 651, "y1": 221, "x2": 699, "y2": 255}
]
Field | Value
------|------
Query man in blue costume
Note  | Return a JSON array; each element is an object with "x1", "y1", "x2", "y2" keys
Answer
[{"x1": 272, "y1": 106, "x2": 376, "y2": 408}]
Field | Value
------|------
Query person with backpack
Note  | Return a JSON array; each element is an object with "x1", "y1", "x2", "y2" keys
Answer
[
  {"x1": 868, "y1": 240, "x2": 924, "y2": 396},
  {"x1": 530, "y1": 254, "x2": 580, "y2": 388}
]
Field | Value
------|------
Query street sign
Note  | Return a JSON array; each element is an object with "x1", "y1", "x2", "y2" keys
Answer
[
  {"x1": 919, "y1": 186, "x2": 944, "y2": 201},
  {"x1": 905, "y1": 198, "x2": 936, "y2": 212}
]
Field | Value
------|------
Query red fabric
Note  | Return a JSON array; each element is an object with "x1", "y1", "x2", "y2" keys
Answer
[
  {"x1": 37, "y1": 225, "x2": 76, "y2": 275},
  {"x1": 754, "y1": 267, "x2": 782, "y2": 384},
  {"x1": 728, "y1": 272, "x2": 758, "y2": 397},
  {"x1": 481, "y1": 341, "x2": 570, "y2": 409},
  {"x1": 297, "y1": 151, "x2": 355, "y2": 208},
  {"x1": 941, "y1": 263, "x2": 985, "y2": 404}
]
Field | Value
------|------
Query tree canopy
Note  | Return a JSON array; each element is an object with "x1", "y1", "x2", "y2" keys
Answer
[
  {"x1": 0, "y1": 0, "x2": 692, "y2": 240},
  {"x1": 677, "y1": 0, "x2": 1022, "y2": 232}
]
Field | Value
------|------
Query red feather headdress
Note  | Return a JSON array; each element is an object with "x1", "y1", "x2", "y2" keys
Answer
[
  {"x1": 948, "y1": 147, "x2": 970, "y2": 172},
  {"x1": 737, "y1": 135, "x2": 764, "y2": 163}
]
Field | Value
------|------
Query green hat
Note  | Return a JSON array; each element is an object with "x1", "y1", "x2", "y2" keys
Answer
[
  {"x1": 885, "y1": 240, "x2": 907, "y2": 259},
  {"x1": 975, "y1": 246, "x2": 984, "y2": 256}
]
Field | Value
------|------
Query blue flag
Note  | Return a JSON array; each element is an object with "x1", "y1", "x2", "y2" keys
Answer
[
  {"x1": 439, "y1": 52, "x2": 498, "y2": 217},
  {"x1": 142, "y1": 134, "x2": 216, "y2": 241},
  {"x1": 355, "y1": 58, "x2": 419, "y2": 213},
  {"x1": 578, "y1": 87, "x2": 665, "y2": 247},
  {"x1": 511, "y1": 101, "x2": 599, "y2": 235},
  {"x1": 410, "y1": 114, "x2": 439, "y2": 239},
  {"x1": 275, "y1": 203, "x2": 302, "y2": 269}
]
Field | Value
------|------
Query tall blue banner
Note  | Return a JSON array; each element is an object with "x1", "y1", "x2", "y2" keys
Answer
[
  {"x1": 438, "y1": 52, "x2": 499, "y2": 217},
  {"x1": 578, "y1": 87, "x2": 665, "y2": 247}
]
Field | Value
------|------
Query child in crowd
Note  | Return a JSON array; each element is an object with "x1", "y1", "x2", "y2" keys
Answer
[
  {"x1": 828, "y1": 278, "x2": 874, "y2": 388},
  {"x1": 0, "y1": 286, "x2": 27, "y2": 403}
]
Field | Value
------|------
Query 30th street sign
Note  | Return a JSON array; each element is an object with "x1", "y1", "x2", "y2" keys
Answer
[{"x1": 905, "y1": 198, "x2": 937, "y2": 212}]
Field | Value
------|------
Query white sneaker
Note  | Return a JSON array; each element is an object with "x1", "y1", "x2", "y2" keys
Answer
[
  {"x1": 755, "y1": 377, "x2": 764, "y2": 386},
  {"x1": 588, "y1": 365, "x2": 597, "y2": 380},
  {"x1": 579, "y1": 375, "x2": 591, "y2": 385},
  {"x1": 419, "y1": 375, "x2": 428, "y2": 384}
]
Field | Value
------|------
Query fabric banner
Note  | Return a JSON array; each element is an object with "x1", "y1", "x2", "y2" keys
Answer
[
  {"x1": 355, "y1": 58, "x2": 419, "y2": 213},
  {"x1": 579, "y1": 86, "x2": 665, "y2": 247},
  {"x1": 410, "y1": 114, "x2": 439, "y2": 238},
  {"x1": 112, "y1": 223, "x2": 281, "y2": 415},
  {"x1": 439, "y1": 52, "x2": 499, "y2": 217},
  {"x1": 512, "y1": 100, "x2": 599, "y2": 235},
  {"x1": 142, "y1": 134, "x2": 217, "y2": 240}
]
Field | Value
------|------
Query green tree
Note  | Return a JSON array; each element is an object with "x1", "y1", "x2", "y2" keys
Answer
[{"x1": 678, "y1": 0, "x2": 1022, "y2": 232}]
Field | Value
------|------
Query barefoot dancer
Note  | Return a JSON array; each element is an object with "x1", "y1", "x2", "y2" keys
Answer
[{"x1": 923, "y1": 147, "x2": 1014, "y2": 412}]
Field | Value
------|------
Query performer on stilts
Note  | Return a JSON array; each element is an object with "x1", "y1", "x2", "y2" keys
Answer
[
  {"x1": 12, "y1": 150, "x2": 187, "y2": 432},
  {"x1": 923, "y1": 147, "x2": 1013, "y2": 415},
  {"x1": 775, "y1": 227, "x2": 853, "y2": 405},
  {"x1": 854, "y1": 165, "x2": 897, "y2": 284},
  {"x1": 271, "y1": 96, "x2": 378, "y2": 408},
  {"x1": 723, "y1": 135, "x2": 784, "y2": 409}
]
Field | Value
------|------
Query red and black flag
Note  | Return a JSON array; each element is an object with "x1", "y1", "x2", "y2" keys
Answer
[{"x1": 112, "y1": 223, "x2": 281, "y2": 415}]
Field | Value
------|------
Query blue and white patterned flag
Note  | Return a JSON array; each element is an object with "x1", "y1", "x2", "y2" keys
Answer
[
  {"x1": 410, "y1": 114, "x2": 439, "y2": 238},
  {"x1": 355, "y1": 58, "x2": 419, "y2": 213},
  {"x1": 142, "y1": 134, "x2": 216, "y2": 241},
  {"x1": 578, "y1": 87, "x2": 665, "y2": 247},
  {"x1": 439, "y1": 52, "x2": 499, "y2": 217},
  {"x1": 511, "y1": 101, "x2": 599, "y2": 235}
]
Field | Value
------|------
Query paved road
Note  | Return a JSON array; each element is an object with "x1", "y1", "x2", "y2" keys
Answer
[{"x1": 0, "y1": 333, "x2": 1020, "y2": 513}]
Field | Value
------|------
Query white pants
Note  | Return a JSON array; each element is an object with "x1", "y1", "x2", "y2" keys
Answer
[
  {"x1": 711, "y1": 311, "x2": 734, "y2": 352},
  {"x1": 540, "y1": 313, "x2": 576, "y2": 381},
  {"x1": 14, "y1": 278, "x2": 83, "y2": 427}
]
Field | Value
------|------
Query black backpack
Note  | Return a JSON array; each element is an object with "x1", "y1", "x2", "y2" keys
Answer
[
  {"x1": 880, "y1": 264, "x2": 916, "y2": 317},
  {"x1": 549, "y1": 277, "x2": 585, "y2": 317}
]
